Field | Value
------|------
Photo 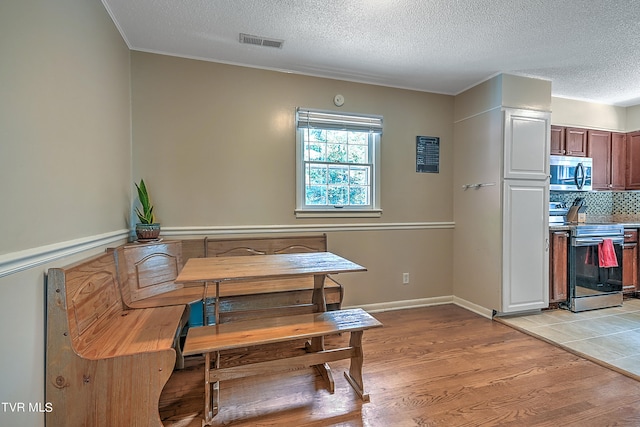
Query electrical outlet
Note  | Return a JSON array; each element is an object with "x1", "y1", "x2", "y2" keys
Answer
[{"x1": 402, "y1": 272, "x2": 410, "y2": 284}]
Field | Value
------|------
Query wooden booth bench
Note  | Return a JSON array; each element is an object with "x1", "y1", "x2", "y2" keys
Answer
[
  {"x1": 46, "y1": 251, "x2": 188, "y2": 427},
  {"x1": 113, "y1": 240, "x2": 203, "y2": 310},
  {"x1": 112, "y1": 235, "x2": 344, "y2": 327},
  {"x1": 45, "y1": 234, "x2": 367, "y2": 426},
  {"x1": 102, "y1": 234, "x2": 344, "y2": 370}
]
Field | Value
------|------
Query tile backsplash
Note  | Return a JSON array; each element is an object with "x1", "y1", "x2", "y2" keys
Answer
[{"x1": 550, "y1": 191, "x2": 640, "y2": 215}]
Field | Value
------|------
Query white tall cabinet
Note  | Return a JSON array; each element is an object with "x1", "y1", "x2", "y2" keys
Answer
[
  {"x1": 501, "y1": 108, "x2": 550, "y2": 313},
  {"x1": 453, "y1": 74, "x2": 552, "y2": 316}
]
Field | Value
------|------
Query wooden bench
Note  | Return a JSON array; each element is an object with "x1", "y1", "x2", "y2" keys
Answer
[
  {"x1": 113, "y1": 240, "x2": 203, "y2": 309},
  {"x1": 111, "y1": 235, "x2": 343, "y2": 326},
  {"x1": 46, "y1": 251, "x2": 188, "y2": 427},
  {"x1": 112, "y1": 240, "x2": 204, "y2": 368},
  {"x1": 204, "y1": 235, "x2": 344, "y2": 323},
  {"x1": 183, "y1": 307, "x2": 383, "y2": 424}
]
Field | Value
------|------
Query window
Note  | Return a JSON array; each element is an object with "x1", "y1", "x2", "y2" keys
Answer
[{"x1": 296, "y1": 108, "x2": 382, "y2": 217}]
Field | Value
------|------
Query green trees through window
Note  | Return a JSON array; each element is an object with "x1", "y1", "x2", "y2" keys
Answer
[{"x1": 303, "y1": 129, "x2": 371, "y2": 206}]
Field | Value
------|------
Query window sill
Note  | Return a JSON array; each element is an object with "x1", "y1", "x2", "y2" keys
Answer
[{"x1": 295, "y1": 209, "x2": 382, "y2": 219}]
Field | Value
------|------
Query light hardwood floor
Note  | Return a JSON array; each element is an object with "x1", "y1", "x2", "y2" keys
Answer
[{"x1": 160, "y1": 304, "x2": 640, "y2": 426}]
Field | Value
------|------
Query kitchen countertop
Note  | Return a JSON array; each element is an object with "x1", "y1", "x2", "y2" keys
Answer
[{"x1": 550, "y1": 214, "x2": 640, "y2": 231}]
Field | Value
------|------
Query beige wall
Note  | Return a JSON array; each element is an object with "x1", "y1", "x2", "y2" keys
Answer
[
  {"x1": 326, "y1": 229, "x2": 453, "y2": 306},
  {"x1": 551, "y1": 97, "x2": 628, "y2": 131},
  {"x1": 0, "y1": 1, "x2": 131, "y2": 426},
  {"x1": 502, "y1": 74, "x2": 552, "y2": 112},
  {"x1": 131, "y1": 52, "x2": 454, "y2": 225},
  {"x1": 628, "y1": 105, "x2": 640, "y2": 132},
  {"x1": 453, "y1": 74, "x2": 503, "y2": 122},
  {"x1": 131, "y1": 52, "x2": 455, "y2": 307},
  {"x1": 1, "y1": 1, "x2": 132, "y2": 255},
  {"x1": 454, "y1": 74, "x2": 551, "y2": 122},
  {"x1": 453, "y1": 108, "x2": 504, "y2": 310}
]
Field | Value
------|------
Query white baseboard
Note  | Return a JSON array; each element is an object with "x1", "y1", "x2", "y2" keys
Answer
[
  {"x1": 345, "y1": 296, "x2": 454, "y2": 313},
  {"x1": 347, "y1": 295, "x2": 494, "y2": 319},
  {"x1": 452, "y1": 296, "x2": 495, "y2": 319}
]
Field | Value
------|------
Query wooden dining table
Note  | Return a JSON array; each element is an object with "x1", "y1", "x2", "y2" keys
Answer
[
  {"x1": 176, "y1": 251, "x2": 370, "y2": 423},
  {"x1": 175, "y1": 251, "x2": 367, "y2": 324}
]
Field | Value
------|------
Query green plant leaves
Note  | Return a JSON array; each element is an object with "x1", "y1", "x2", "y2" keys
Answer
[{"x1": 135, "y1": 179, "x2": 155, "y2": 224}]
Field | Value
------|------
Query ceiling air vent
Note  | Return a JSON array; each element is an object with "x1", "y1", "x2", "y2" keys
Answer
[{"x1": 239, "y1": 33, "x2": 284, "y2": 49}]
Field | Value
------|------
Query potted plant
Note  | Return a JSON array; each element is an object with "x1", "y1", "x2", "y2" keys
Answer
[{"x1": 134, "y1": 179, "x2": 161, "y2": 241}]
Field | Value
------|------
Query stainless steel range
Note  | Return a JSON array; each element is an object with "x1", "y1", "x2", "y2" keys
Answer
[{"x1": 567, "y1": 224, "x2": 624, "y2": 312}]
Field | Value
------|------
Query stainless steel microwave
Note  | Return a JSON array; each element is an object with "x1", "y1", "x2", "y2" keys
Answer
[{"x1": 549, "y1": 155, "x2": 592, "y2": 191}]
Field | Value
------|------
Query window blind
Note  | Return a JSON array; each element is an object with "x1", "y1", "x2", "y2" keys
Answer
[{"x1": 296, "y1": 108, "x2": 383, "y2": 134}]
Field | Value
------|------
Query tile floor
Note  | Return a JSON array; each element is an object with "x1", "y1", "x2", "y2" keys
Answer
[{"x1": 498, "y1": 298, "x2": 640, "y2": 381}]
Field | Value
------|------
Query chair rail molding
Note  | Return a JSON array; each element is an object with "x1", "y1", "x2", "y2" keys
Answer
[
  {"x1": 0, "y1": 229, "x2": 129, "y2": 279},
  {"x1": 161, "y1": 221, "x2": 455, "y2": 236},
  {"x1": 0, "y1": 221, "x2": 456, "y2": 278}
]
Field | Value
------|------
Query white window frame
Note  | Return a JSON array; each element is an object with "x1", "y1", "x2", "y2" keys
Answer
[{"x1": 295, "y1": 107, "x2": 382, "y2": 218}]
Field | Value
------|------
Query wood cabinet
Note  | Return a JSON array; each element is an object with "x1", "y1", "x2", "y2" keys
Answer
[
  {"x1": 626, "y1": 131, "x2": 640, "y2": 190},
  {"x1": 551, "y1": 125, "x2": 629, "y2": 190},
  {"x1": 550, "y1": 126, "x2": 566, "y2": 155},
  {"x1": 588, "y1": 130, "x2": 611, "y2": 190},
  {"x1": 565, "y1": 127, "x2": 588, "y2": 157},
  {"x1": 587, "y1": 130, "x2": 625, "y2": 191},
  {"x1": 549, "y1": 231, "x2": 568, "y2": 303},
  {"x1": 550, "y1": 126, "x2": 587, "y2": 156},
  {"x1": 611, "y1": 133, "x2": 627, "y2": 190},
  {"x1": 623, "y1": 229, "x2": 638, "y2": 294}
]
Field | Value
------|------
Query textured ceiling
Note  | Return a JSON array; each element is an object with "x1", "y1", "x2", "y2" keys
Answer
[{"x1": 102, "y1": 0, "x2": 640, "y2": 106}]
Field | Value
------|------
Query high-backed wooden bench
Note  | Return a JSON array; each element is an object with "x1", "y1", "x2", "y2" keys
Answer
[
  {"x1": 112, "y1": 240, "x2": 205, "y2": 368},
  {"x1": 204, "y1": 234, "x2": 344, "y2": 323},
  {"x1": 46, "y1": 252, "x2": 187, "y2": 427},
  {"x1": 112, "y1": 236, "x2": 343, "y2": 326},
  {"x1": 113, "y1": 240, "x2": 203, "y2": 309},
  {"x1": 183, "y1": 308, "x2": 383, "y2": 424}
]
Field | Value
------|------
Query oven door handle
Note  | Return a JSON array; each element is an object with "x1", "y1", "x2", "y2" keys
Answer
[{"x1": 573, "y1": 236, "x2": 624, "y2": 246}]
